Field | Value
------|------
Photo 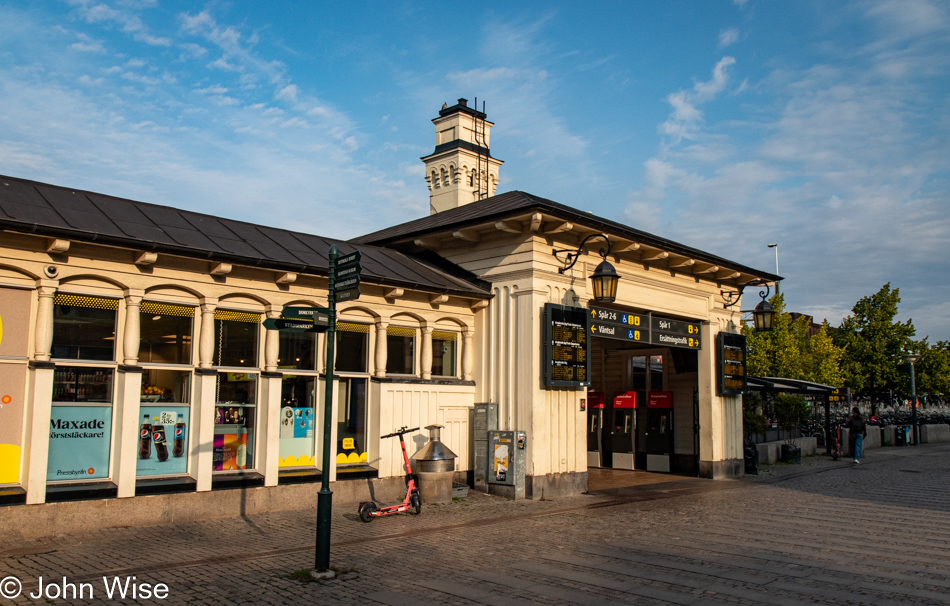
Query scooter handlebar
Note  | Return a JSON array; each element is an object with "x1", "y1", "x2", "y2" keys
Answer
[{"x1": 380, "y1": 426, "x2": 420, "y2": 439}]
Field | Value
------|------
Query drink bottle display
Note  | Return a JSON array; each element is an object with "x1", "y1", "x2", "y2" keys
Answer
[
  {"x1": 152, "y1": 416, "x2": 169, "y2": 462},
  {"x1": 138, "y1": 414, "x2": 152, "y2": 459},
  {"x1": 173, "y1": 414, "x2": 186, "y2": 458}
]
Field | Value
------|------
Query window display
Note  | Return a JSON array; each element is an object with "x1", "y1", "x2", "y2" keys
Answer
[
  {"x1": 432, "y1": 331, "x2": 457, "y2": 377},
  {"x1": 139, "y1": 302, "x2": 194, "y2": 364},
  {"x1": 51, "y1": 294, "x2": 118, "y2": 361},
  {"x1": 336, "y1": 377, "x2": 367, "y2": 466},
  {"x1": 137, "y1": 370, "x2": 191, "y2": 477},
  {"x1": 278, "y1": 376, "x2": 316, "y2": 468},
  {"x1": 213, "y1": 309, "x2": 260, "y2": 368},
  {"x1": 386, "y1": 326, "x2": 415, "y2": 375},
  {"x1": 213, "y1": 373, "x2": 257, "y2": 471},
  {"x1": 52, "y1": 366, "x2": 114, "y2": 403},
  {"x1": 335, "y1": 322, "x2": 368, "y2": 372}
]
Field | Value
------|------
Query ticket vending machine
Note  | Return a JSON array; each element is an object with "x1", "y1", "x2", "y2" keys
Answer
[
  {"x1": 643, "y1": 391, "x2": 673, "y2": 472},
  {"x1": 587, "y1": 392, "x2": 604, "y2": 467},
  {"x1": 610, "y1": 391, "x2": 637, "y2": 470}
]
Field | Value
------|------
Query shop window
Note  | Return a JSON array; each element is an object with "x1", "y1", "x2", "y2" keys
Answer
[
  {"x1": 137, "y1": 369, "x2": 191, "y2": 477},
  {"x1": 213, "y1": 309, "x2": 260, "y2": 368},
  {"x1": 213, "y1": 373, "x2": 257, "y2": 472},
  {"x1": 51, "y1": 294, "x2": 118, "y2": 361},
  {"x1": 52, "y1": 366, "x2": 114, "y2": 403},
  {"x1": 278, "y1": 376, "x2": 316, "y2": 468},
  {"x1": 386, "y1": 326, "x2": 416, "y2": 375},
  {"x1": 336, "y1": 377, "x2": 367, "y2": 466},
  {"x1": 278, "y1": 331, "x2": 317, "y2": 371},
  {"x1": 48, "y1": 366, "x2": 115, "y2": 482},
  {"x1": 139, "y1": 302, "x2": 194, "y2": 365},
  {"x1": 335, "y1": 322, "x2": 368, "y2": 373},
  {"x1": 432, "y1": 331, "x2": 457, "y2": 377}
]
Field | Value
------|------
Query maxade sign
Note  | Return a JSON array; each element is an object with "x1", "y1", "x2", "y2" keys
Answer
[
  {"x1": 717, "y1": 332, "x2": 747, "y2": 396},
  {"x1": 47, "y1": 405, "x2": 112, "y2": 480}
]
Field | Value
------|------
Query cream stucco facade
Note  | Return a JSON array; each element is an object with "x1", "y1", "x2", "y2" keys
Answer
[{"x1": 0, "y1": 101, "x2": 777, "y2": 520}]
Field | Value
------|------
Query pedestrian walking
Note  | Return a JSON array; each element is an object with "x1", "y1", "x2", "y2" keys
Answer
[{"x1": 847, "y1": 407, "x2": 867, "y2": 464}]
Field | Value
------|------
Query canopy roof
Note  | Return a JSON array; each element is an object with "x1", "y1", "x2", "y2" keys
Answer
[{"x1": 747, "y1": 376, "x2": 838, "y2": 396}]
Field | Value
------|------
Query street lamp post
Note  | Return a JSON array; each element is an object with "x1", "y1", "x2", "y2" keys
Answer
[
  {"x1": 767, "y1": 243, "x2": 779, "y2": 297},
  {"x1": 902, "y1": 351, "x2": 920, "y2": 446}
]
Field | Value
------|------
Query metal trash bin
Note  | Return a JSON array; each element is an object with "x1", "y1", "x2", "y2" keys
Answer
[
  {"x1": 743, "y1": 437, "x2": 758, "y2": 475},
  {"x1": 411, "y1": 425, "x2": 457, "y2": 504}
]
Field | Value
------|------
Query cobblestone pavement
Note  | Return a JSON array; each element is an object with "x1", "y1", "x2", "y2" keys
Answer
[{"x1": 2, "y1": 443, "x2": 949, "y2": 605}]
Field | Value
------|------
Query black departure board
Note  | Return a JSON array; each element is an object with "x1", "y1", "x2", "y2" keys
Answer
[
  {"x1": 543, "y1": 303, "x2": 589, "y2": 387},
  {"x1": 717, "y1": 332, "x2": 747, "y2": 395}
]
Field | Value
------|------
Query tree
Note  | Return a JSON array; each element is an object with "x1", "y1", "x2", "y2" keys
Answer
[
  {"x1": 916, "y1": 340, "x2": 950, "y2": 403},
  {"x1": 742, "y1": 293, "x2": 843, "y2": 386},
  {"x1": 834, "y1": 283, "x2": 916, "y2": 410}
]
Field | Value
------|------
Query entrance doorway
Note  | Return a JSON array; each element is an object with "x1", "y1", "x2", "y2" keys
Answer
[{"x1": 588, "y1": 339, "x2": 698, "y2": 474}]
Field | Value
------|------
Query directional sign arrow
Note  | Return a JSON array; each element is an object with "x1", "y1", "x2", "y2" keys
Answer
[
  {"x1": 281, "y1": 307, "x2": 330, "y2": 325},
  {"x1": 336, "y1": 263, "x2": 361, "y2": 280},
  {"x1": 336, "y1": 286, "x2": 361, "y2": 302},
  {"x1": 335, "y1": 251, "x2": 362, "y2": 267},
  {"x1": 264, "y1": 318, "x2": 318, "y2": 331}
]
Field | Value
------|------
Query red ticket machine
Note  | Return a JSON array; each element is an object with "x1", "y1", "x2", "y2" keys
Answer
[{"x1": 610, "y1": 391, "x2": 637, "y2": 470}]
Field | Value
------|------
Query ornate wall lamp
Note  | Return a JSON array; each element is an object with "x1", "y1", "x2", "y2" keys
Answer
[
  {"x1": 553, "y1": 233, "x2": 620, "y2": 304},
  {"x1": 721, "y1": 279, "x2": 776, "y2": 332}
]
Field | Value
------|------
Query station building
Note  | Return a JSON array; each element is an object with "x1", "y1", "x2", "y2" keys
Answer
[{"x1": 0, "y1": 99, "x2": 777, "y2": 517}]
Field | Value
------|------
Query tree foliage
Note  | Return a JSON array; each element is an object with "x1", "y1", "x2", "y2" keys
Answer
[
  {"x1": 915, "y1": 340, "x2": 950, "y2": 399},
  {"x1": 833, "y1": 283, "x2": 916, "y2": 405},
  {"x1": 742, "y1": 293, "x2": 843, "y2": 386}
]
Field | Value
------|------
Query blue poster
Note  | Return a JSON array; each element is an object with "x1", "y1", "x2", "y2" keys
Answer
[
  {"x1": 137, "y1": 406, "x2": 190, "y2": 476},
  {"x1": 47, "y1": 405, "x2": 112, "y2": 481}
]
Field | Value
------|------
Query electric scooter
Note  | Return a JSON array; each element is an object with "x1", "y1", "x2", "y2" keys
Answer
[{"x1": 358, "y1": 426, "x2": 422, "y2": 522}]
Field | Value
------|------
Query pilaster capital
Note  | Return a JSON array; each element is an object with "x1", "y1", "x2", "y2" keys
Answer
[
  {"x1": 199, "y1": 297, "x2": 218, "y2": 312},
  {"x1": 123, "y1": 288, "x2": 145, "y2": 300}
]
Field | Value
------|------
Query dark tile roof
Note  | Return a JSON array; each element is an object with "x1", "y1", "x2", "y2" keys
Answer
[
  {"x1": 0, "y1": 175, "x2": 490, "y2": 299},
  {"x1": 352, "y1": 190, "x2": 781, "y2": 281}
]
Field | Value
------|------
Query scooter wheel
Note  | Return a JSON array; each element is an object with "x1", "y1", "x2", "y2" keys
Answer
[
  {"x1": 359, "y1": 501, "x2": 378, "y2": 523},
  {"x1": 410, "y1": 491, "x2": 422, "y2": 515}
]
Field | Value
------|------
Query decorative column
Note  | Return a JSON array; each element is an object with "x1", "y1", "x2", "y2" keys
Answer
[
  {"x1": 198, "y1": 298, "x2": 217, "y2": 368},
  {"x1": 25, "y1": 281, "x2": 58, "y2": 504},
  {"x1": 33, "y1": 284, "x2": 56, "y2": 361},
  {"x1": 264, "y1": 306, "x2": 281, "y2": 372},
  {"x1": 421, "y1": 326, "x2": 433, "y2": 380},
  {"x1": 260, "y1": 305, "x2": 282, "y2": 487},
  {"x1": 462, "y1": 330, "x2": 475, "y2": 381},
  {"x1": 374, "y1": 321, "x2": 388, "y2": 378},
  {"x1": 115, "y1": 289, "x2": 146, "y2": 498},
  {"x1": 194, "y1": 297, "x2": 218, "y2": 492},
  {"x1": 122, "y1": 290, "x2": 143, "y2": 364}
]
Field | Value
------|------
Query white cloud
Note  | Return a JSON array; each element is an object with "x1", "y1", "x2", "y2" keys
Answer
[
  {"x1": 71, "y1": 41, "x2": 106, "y2": 53},
  {"x1": 275, "y1": 84, "x2": 298, "y2": 103},
  {"x1": 719, "y1": 28, "x2": 739, "y2": 48}
]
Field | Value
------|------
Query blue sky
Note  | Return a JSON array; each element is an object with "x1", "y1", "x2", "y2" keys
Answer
[{"x1": 1, "y1": 0, "x2": 948, "y2": 341}]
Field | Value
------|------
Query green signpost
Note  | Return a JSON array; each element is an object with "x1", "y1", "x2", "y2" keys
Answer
[{"x1": 261, "y1": 248, "x2": 363, "y2": 576}]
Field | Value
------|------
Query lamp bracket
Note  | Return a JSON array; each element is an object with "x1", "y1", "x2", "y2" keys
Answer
[
  {"x1": 553, "y1": 233, "x2": 612, "y2": 275},
  {"x1": 721, "y1": 278, "x2": 771, "y2": 309}
]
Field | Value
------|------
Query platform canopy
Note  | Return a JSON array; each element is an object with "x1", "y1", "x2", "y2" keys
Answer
[{"x1": 746, "y1": 376, "x2": 838, "y2": 396}]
